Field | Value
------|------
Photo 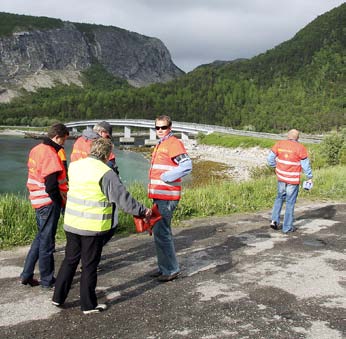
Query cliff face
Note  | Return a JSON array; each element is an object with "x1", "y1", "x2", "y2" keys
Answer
[
  {"x1": 90, "y1": 27, "x2": 183, "y2": 86},
  {"x1": 0, "y1": 21, "x2": 184, "y2": 102}
]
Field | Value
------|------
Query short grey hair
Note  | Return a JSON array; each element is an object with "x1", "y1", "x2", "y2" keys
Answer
[
  {"x1": 90, "y1": 138, "x2": 112, "y2": 162},
  {"x1": 93, "y1": 121, "x2": 112, "y2": 137},
  {"x1": 288, "y1": 129, "x2": 300, "y2": 141}
]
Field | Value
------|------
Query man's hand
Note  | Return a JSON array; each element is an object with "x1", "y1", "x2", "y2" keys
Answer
[{"x1": 143, "y1": 208, "x2": 152, "y2": 224}]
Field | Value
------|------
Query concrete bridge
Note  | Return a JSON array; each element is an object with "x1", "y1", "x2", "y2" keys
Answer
[
  {"x1": 65, "y1": 119, "x2": 322, "y2": 144},
  {"x1": 65, "y1": 119, "x2": 206, "y2": 145}
]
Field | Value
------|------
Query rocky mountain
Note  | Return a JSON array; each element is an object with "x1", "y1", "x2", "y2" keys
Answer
[{"x1": 0, "y1": 14, "x2": 184, "y2": 102}]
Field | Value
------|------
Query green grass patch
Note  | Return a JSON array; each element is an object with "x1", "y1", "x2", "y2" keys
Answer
[
  {"x1": 197, "y1": 132, "x2": 277, "y2": 149},
  {"x1": 0, "y1": 194, "x2": 66, "y2": 249},
  {"x1": 1, "y1": 164, "x2": 345, "y2": 250}
]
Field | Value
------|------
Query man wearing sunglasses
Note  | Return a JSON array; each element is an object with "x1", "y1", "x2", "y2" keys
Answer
[{"x1": 148, "y1": 115, "x2": 192, "y2": 282}]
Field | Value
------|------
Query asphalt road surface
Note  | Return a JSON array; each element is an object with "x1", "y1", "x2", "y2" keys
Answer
[{"x1": 0, "y1": 202, "x2": 345, "y2": 339}]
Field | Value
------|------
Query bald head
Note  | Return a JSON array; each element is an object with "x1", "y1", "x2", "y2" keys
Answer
[{"x1": 287, "y1": 129, "x2": 299, "y2": 141}]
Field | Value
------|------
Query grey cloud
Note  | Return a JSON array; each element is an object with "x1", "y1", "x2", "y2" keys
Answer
[{"x1": 1, "y1": 0, "x2": 344, "y2": 71}]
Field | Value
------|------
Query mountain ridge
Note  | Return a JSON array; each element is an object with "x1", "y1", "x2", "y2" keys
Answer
[{"x1": 0, "y1": 13, "x2": 184, "y2": 102}]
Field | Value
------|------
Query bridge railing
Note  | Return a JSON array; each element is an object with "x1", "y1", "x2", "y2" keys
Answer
[{"x1": 65, "y1": 119, "x2": 323, "y2": 144}]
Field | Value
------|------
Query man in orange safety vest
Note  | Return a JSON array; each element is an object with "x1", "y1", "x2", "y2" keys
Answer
[
  {"x1": 20, "y1": 123, "x2": 69, "y2": 288},
  {"x1": 148, "y1": 115, "x2": 192, "y2": 282},
  {"x1": 267, "y1": 129, "x2": 313, "y2": 233}
]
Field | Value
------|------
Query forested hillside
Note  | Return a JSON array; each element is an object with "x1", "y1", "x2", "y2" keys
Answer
[{"x1": 0, "y1": 3, "x2": 345, "y2": 133}]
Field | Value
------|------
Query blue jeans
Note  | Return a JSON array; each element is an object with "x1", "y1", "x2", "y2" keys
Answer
[
  {"x1": 271, "y1": 181, "x2": 299, "y2": 233},
  {"x1": 21, "y1": 202, "x2": 61, "y2": 287},
  {"x1": 153, "y1": 199, "x2": 179, "y2": 276}
]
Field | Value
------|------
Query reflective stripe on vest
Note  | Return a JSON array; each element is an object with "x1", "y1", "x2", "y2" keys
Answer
[
  {"x1": 64, "y1": 157, "x2": 113, "y2": 233},
  {"x1": 27, "y1": 178, "x2": 45, "y2": 187},
  {"x1": 276, "y1": 168, "x2": 301, "y2": 176},
  {"x1": 30, "y1": 189, "x2": 48, "y2": 196},
  {"x1": 67, "y1": 195, "x2": 112, "y2": 208},
  {"x1": 150, "y1": 179, "x2": 182, "y2": 187},
  {"x1": 31, "y1": 197, "x2": 52, "y2": 205},
  {"x1": 64, "y1": 207, "x2": 112, "y2": 220},
  {"x1": 148, "y1": 189, "x2": 181, "y2": 197},
  {"x1": 277, "y1": 159, "x2": 300, "y2": 166},
  {"x1": 151, "y1": 164, "x2": 176, "y2": 171}
]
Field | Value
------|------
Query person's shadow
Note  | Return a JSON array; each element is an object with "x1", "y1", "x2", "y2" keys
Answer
[
  {"x1": 296, "y1": 205, "x2": 337, "y2": 220},
  {"x1": 96, "y1": 222, "x2": 247, "y2": 308}
]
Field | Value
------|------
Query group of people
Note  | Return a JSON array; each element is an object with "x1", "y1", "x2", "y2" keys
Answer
[
  {"x1": 20, "y1": 115, "x2": 192, "y2": 314},
  {"x1": 20, "y1": 117, "x2": 312, "y2": 314}
]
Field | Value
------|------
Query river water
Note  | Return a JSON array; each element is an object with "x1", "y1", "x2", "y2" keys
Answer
[{"x1": 0, "y1": 135, "x2": 150, "y2": 194}]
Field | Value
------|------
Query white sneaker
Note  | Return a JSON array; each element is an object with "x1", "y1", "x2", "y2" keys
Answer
[{"x1": 83, "y1": 304, "x2": 107, "y2": 315}]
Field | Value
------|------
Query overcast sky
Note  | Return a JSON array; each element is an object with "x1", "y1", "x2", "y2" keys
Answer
[{"x1": 1, "y1": 0, "x2": 345, "y2": 72}]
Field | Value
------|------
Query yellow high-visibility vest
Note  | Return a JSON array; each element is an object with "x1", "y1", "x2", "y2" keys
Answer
[{"x1": 64, "y1": 157, "x2": 112, "y2": 233}]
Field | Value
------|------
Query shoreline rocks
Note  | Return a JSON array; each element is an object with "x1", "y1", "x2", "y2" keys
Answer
[{"x1": 184, "y1": 139, "x2": 268, "y2": 181}]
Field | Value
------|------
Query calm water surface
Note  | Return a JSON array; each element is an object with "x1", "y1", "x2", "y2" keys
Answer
[{"x1": 0, "y1": 135, "x2": 150, "y2": 194}]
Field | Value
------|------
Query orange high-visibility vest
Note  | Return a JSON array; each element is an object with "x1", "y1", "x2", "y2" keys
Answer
[
  {"x1": 148, "y1": 136, "x2": 187, "y2": 200},
  {"x1": 272, "y1": 139, "x2": 308, "y2": 185},
  {"x1": 27, "y1": 143, "x2": 68, "y2": 208},
  {"x1": 70, "y1": 136, "x2": 115, "y2": 162}
]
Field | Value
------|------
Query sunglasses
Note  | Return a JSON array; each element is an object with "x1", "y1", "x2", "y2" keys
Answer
[{"x1": 155, "y1": 125, "x2": 169, "y2": 130}]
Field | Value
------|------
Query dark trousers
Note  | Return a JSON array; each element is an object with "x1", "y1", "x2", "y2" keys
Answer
[
  {"x1": 53, "y1": 231, "x2": 104, "y2": 311},
  {"x1": 21, "y1": 202, "x2": 61, "y2": 287}
]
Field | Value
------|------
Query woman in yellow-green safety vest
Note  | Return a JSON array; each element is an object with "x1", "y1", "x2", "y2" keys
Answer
[
  {"x1": 64, "y1": 157, "x2": 113, "y2": 233},
  {"x1": 52, "y1": 138, "x2": 151, "y2": 314}
]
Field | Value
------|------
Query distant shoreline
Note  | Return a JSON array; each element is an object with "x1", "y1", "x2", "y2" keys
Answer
[
  {"x1": 0, "y1": 129, "x2": 78, "y2": 139},
  {"x1": 0, "y1": 129, "x2": 26, "y2": 136}
]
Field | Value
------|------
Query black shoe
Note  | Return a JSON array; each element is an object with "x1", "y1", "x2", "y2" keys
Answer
[
  {"x1": 149, "y1": 271, "x2": 162, "y2": 278},
  {"x1": 270, "y1": 221, "x2": 279, "y2": 230},
  {"x1": 41, "y1": 277, "x2": 56, "y2": 289},
  {"x1": 158, "y1": 271, "x2": 181, "y2": 282},
  {"x1": 283, "y1": 228, "x2": 296, "y2": 234},
  {"x1": 20, "y1": 277, "x2": 40, "y2": 287}
]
